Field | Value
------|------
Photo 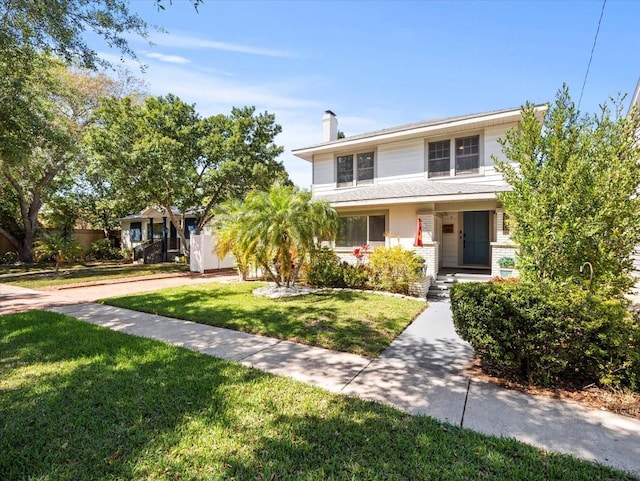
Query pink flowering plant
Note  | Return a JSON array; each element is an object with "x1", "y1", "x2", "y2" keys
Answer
[{"x1": 352, "y1": 244, "x2": 371, "y2": 266}]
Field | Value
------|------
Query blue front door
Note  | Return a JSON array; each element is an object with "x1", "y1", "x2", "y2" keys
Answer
[{"x1": 463, "y1": 211, "x2": 490, "y2": 265}]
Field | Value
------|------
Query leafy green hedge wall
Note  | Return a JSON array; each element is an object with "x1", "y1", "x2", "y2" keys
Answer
[{"x1": 450, "y1": 281, "x2": 640, "y2": 389}]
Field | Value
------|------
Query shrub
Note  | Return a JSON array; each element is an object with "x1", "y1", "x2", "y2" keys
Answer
[
  {"x1": 341, "y1": 263, "x2": 369, "y2": 289},
  {"x1": 497, "y1": 257, "x2": 515, "y2": 268},
  {"x1": 305, "y1": 247, "x2": 345, "y2": 287},
  {"x1": 1, "y1": 251, "x2": 18, "y2": 264},
  {"x1": 34, "y1": 232, "x2": 84, "y2": 272},
  {"x1": 450, "y1": 281, "x2": 640, "y2": 390},
  {"x1": 87, "y1": 238, "x2": 123, "y2": 260},
  {"x1": 368, "y1": 246, "x2": 424, "y2": 295}
]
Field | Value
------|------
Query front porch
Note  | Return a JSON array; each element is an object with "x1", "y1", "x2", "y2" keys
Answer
[
  {"x1": 416, "y1": 208, "x2": 518, "y2": 280},
  {"x1": 121, "y1": 207, "x2": 197, "y2": 264}
]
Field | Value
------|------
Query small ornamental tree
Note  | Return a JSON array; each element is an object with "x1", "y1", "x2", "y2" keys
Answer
[
  {"x1": 495, "y1": 86, "x2": 640, "y2": 298},
  {"x1": 215, "y1": 185, "x2": 339, "y2": 288},
  {"x1": 34, "y1": 232, "x2": 83, "y2": 272}
]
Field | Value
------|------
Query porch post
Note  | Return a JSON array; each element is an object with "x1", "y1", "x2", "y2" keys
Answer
[
  {"x1": 162, "y1": 216, "x2": 167, "y2": 261},
  {"x1": 490, "y1": 208, "x2": 520, "y2": 278},
  {"x1": 415, "y1": 212, "x2": 439, "y2": 282},
  {"x1": 148, "y1": 218, "x2": 153, "y2": 241}
]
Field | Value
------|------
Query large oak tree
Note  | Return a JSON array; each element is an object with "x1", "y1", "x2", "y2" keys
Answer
[
  {"x1": 0, "y1": 61, "x2": 120, "y2": 261},
  {"x1": 85, "y1": 95, "x2": 289, "y2": 256}
]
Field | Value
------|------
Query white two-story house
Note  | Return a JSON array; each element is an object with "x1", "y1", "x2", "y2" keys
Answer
[{"x1": 293, "y1": 106, "x2": 546, "y2": 280}]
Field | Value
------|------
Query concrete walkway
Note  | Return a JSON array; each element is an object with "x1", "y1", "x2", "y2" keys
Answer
[{"x1": 2, "y1": 282, "x2": 639, "y2": 476}]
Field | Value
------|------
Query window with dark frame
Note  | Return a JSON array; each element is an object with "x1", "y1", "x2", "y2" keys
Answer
[
  {"x1": 129, "y1": 222, "x2": 142, "y2": 242},
  {"x1": 428, "y1": 140, "x2": 450, "y2": 178},
  {"x1": 337, "y1": 151, "x2": 374, "y2": 186},
  {"x1": 184, "y1": 218, "x2": 197, "y2": 239},
  {"x1": 357, "y1": 152, "x2": 374, "y2": 184},
  {"x1": 336, "y1": 214, "x2": 385, "y2": 247},
  {"x1": 455, "y1": 135, "x2": 480, "y2": 174},
  {"x1": 337, "y1": 155, "x2": 354, "y2": 186}
]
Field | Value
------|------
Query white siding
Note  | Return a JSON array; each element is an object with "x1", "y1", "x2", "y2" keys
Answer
[
  {"x1": 441, "y1": 213, "x2": 458, "y2": 267},
  {"x1": 387, "y1": 204, "x2": 419, "y2": 248},
  {"x1": 312, "y1": 153, "x2": 334, "y2": 193},
  {"x1": 377, "y1": 139, "x2": 424, "y2": 183},
  {"x1": 483, "y1": 125, "x2": 511, "y2": 166}
]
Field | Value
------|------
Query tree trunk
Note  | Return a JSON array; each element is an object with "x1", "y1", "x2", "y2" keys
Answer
[
  {"x1": 18, "y1": 243, "x2": 34, "y2": 263},
  {"x1": 164, "y1": 204, "x2": 190, "y2": 258}
]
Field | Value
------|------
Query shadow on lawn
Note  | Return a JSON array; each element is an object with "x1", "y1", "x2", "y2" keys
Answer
[
  {"x1": 0, "y1": 312, "x2": 634, "y2": 480},
  {"x1": 104, "y1": 288, "x2": 409, "y2": 356}
]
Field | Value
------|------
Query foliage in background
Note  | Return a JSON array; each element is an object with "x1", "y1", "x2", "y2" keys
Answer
[
  {"x1": 0, "y1": 60, "x2": 126, "y2": 262},
  {"x1": 0, "y1": 0, "x2": 196, "y2": 262},
  {"x1": 0, "y1": 251, "x2": 17, "y2": 264},
  {"x1": 368, "y1": 246, "x2": 424, "y2": 295},
  {"x1": 33, "y1": 232, "x2": 84, "y2": 272},
  {"x1": 215, "y1": 185, "x2": 339, "y2": 287},
  {"x1": 450, "y1": 281, "x2": 640, "y2": 390},
  {"x1": 495, "y1": 86, "x2": 640, "y2": 298},
  {"x1": 86, "y1": 97, "x2": 289, "y2": 257},
  {"x1": 86, "y1": 238, "x2": 124, "y2": 261}
]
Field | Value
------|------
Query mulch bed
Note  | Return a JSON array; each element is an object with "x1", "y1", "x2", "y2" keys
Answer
[{"x1": 466, "y1": 358, "x2": 640, "y2": 420}]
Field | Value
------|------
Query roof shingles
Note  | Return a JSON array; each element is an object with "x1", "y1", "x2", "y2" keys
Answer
[{"x1": 313, "y1": 180, "x2": 510, "y2": 204}]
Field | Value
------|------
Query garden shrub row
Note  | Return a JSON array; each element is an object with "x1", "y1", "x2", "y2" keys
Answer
[
  {"x1": 304, "y1": 246, "x2": 424, "y2": 296},
  {"x1": 450, "y1": 281, "x2": 640, "y2": 390}
]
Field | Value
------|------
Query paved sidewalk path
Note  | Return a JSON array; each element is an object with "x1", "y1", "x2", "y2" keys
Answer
[
  {"x1": 0, "y1": 272, "x2": 238, "y2": 315},
  {"x1": 47, "y1": 300, "x2": 640, "y2": 477},
  {"x1": 3, "y1": 280, "x2": 639, "y2": 476}
]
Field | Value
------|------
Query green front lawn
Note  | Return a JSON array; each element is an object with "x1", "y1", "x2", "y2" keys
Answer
[
  {"x1": 102, "y1": 282, "x2": 424, "y2": 357},
  {"x1": 1, "y1": 311, "x2": 633, "y2": 481},
  {"x1": 1, "y1": 262, "x2": 190, "y2": 289}
]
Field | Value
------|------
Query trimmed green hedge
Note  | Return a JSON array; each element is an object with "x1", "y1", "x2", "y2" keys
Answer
[{"x1": 450, "y1": 281, "x2": 640, "y2": 389}]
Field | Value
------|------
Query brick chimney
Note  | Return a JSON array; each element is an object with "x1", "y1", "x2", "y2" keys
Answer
[{"x1": 322, "y1": 110, "x2": 338, "y2": 142}]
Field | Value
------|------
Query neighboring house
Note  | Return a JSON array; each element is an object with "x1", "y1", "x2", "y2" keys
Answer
[
  {"x1": 293, "y1": 106, "x2": 547, "y2": 280},
  {"x1": 120, "y1": 206, "x2": 235, "y2": 271},
  {"x1": 120, "y1": 206, "x2": 198, "y2": 263}
]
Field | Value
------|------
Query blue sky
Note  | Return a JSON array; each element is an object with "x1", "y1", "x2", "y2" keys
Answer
[{"x1": 95, "y1": 0, "x2": 640, "y2": 187}]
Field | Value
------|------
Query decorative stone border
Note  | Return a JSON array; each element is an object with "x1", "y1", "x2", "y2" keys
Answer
[{"x1": 252, "y1": 283, "x2": 428, "y2": 302}]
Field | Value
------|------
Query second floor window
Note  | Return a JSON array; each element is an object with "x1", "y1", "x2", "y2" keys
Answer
[
  {"x1": 356, "y1": 152, "x2": 374, "y2": 184},
  {"x1": 455, "y1": 135, "x2": 479, "y2": 174},
  {"x1": 337, "y1": 151, "x2": 374, "y2": 187},
  {"x1": 428, "y1": 140, "x2": 450, "y2": 178},
  {"x1": 337, "y1": 155, "x2": 354, "y2": 186}
]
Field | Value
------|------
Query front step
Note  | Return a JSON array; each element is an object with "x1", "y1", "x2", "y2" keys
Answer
[
  {"x1": 427, "y1": 278, "x2": 456, "y2": 299},
  {"x1": 428, "y1": 272, "x2": 491, "y2": 299}
]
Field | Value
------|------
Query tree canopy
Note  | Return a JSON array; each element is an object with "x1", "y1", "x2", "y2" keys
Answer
[
  {"x1": 495, "y1": 86, "x2": 640, "y2": 297},
  {"x1": 85, "y1": 95, "x2": 289, "y2": 256},
  {"x1": 0, "y1": 59, "x2": 121, "y2": 261}
]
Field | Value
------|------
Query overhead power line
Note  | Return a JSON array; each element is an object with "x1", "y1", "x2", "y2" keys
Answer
[{"x1": 578, "y1": 0, "x2": 607, "y2": 111}]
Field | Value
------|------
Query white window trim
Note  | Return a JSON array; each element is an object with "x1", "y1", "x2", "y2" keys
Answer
[
  {"x1": 335, "y1": 149, "x2": 377, "y2": 188},
  {"x1": 334, "y1": 210, "x2": 388, "y2": 251},
  {"x1": 424, "y1": 131, "x2": 485, "y2": 180}
]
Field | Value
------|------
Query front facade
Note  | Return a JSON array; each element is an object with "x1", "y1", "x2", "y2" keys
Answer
[
  {"x1": 121, "y1": 206, "x2": 198, "y2": 262},
  {"x1": 293, "y1": 106, "x2": 547, "y2": 280}
]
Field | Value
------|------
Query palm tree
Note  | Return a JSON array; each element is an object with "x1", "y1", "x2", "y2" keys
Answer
[
  {"x1": 33, "y1": 232, "x2": 83, "y2": 272},
  {"x1": 215, "y1": 185, "x2": 338, "y2": 287}
]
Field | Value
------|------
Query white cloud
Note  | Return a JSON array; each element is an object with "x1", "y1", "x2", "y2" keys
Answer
[
  {"x1": 145, "y1": 52, "x2": 191, "y2": 64},
  {"x1": 148, "y1": 32, "x2": 291, "y2": 58}
]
